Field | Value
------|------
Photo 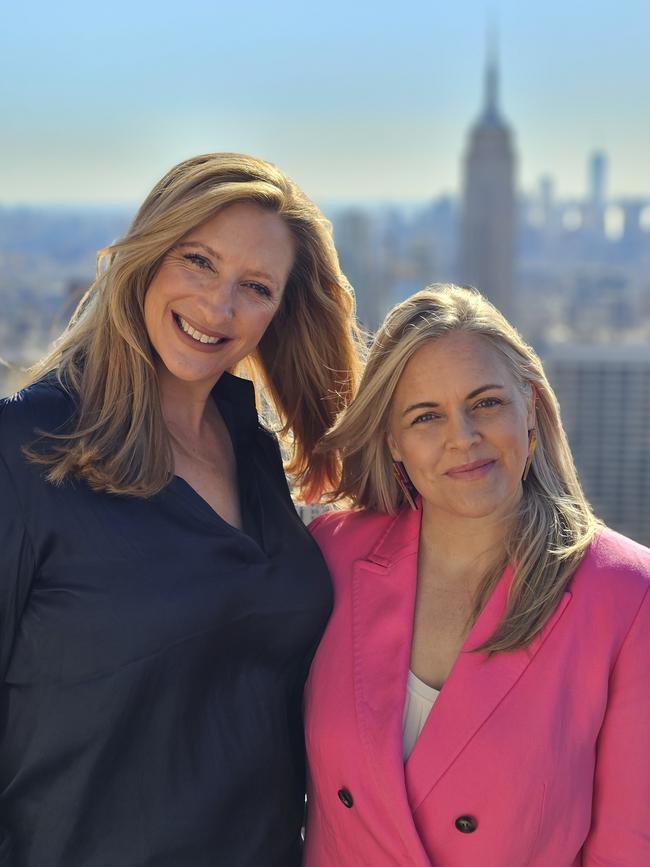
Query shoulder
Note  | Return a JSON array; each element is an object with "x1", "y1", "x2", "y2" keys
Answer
[
  {"x1": 0, "y1": 375, "x2": 76, "y2": 464},
  {"x1": 571, "y1": 526, "x2": 650, "y2": 630},
  {"x1": 578, "y1": 526, "x2": 650, "y2": 591},
  {"x1": 308, "y1": 507, "x2": 394, "y2": 557}
]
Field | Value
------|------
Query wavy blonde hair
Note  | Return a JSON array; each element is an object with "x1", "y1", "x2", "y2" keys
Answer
[
  {"x1": 321, "y1": 284, "x2": 598, "y2": 653},
  {"x1": 27, "y1": 153, "x2": 364, "y2": 501}
]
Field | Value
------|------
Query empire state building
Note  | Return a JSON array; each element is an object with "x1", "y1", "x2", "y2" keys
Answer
[{"x1": 458, "y1": 45, "x2": 517, "y2": 319}]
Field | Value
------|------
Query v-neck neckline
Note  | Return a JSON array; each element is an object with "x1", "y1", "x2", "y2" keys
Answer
[
  {"x1": 165, "y1": 374, "x2": 266, "y2": 553},
  {"x1": 168, "y1": 474, "x2": 266, "y2": 554}
]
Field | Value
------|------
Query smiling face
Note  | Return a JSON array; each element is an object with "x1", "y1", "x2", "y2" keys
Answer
[
  {"x1": 387, "y1": 331, "x2": 535, "y2": 524},
  {"x1": 143, "y1": 200, "x2": 295, "y2": 392}
]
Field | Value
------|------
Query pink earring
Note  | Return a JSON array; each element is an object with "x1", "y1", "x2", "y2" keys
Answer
[
  {"x1": 522, "y1": 428, "x2": 538, "y2": 481},
  {"x1": 392, "y1": 461, "x2": 418, "y2": 510}
]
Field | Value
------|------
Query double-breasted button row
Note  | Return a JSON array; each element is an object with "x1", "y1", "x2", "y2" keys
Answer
[
  {"x1": 455, "y1": 814, "x2": 478, "y2": 833},
  {"x1": 337, "y1": 788, "x2": 354, "y2": 808},
  {"x1": 335, "y1": 788, "x2": 475, "y2": 832}
]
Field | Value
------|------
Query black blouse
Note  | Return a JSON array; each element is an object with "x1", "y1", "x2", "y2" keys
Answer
[{"x1": 0, "y1": 373, "x2": 333, "y2": 867}]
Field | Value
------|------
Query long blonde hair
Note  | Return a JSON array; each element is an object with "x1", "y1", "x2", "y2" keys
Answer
[
  {"x1": 27, "y1": 153, "x2": 364, "y2": 501},
  {"x1": 321, "y1": 284, "x2": 598, "y2": 653}
]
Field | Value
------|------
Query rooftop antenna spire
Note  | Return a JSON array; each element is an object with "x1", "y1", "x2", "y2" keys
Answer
[{"x1": 484, "y1": 12, "x2": 499, "y2": 120}]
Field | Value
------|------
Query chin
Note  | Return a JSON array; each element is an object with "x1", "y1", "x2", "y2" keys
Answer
[
  {"x1": 157, "y1": 356, "x2": 224, "y2": 387},
  {"x1": 428, "y1": 491, "x2": 517, "y2": 522},
  {"x1": 445, "y1": 504, "x2": 501, "y2": 520},
  {"x1": 460, "y1": 495, "x2": 521, "y2": 522}
]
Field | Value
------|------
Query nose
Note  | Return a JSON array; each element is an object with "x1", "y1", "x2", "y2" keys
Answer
[
  {"x1": 201, "y1": 279, "x2": 235, "y2": 321},
  {"x1": 445, "y1": 410, "x2": 481, "y2": 451}
]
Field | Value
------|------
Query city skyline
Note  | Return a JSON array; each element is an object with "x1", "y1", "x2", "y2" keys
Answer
[
  {"x1": 1, "y1": 0, "x2": 649, "y2": 205},
  {"x1": 2, "y1": 25, "x2": 649, "y2": 545}
]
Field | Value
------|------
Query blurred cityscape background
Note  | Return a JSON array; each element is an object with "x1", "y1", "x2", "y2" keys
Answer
[{"x1": 1, "y1": 3, "x2": 649, "y2": 544}]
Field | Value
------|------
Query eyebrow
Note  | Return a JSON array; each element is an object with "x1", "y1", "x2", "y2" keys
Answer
[
  {"x1": 174, "y1": 241, "x2": 279, "y2": 287},
  {"x1": 402, "y1": 384, "x2": 505, "y2": 417}
]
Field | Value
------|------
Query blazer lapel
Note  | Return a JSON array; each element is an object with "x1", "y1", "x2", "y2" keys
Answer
[
  {"x1": 404, "y1": 566, "x2": 572, "y2": 812},
  {"x1": 351, "y1": 505, "x2": 432, "y2": 865}
]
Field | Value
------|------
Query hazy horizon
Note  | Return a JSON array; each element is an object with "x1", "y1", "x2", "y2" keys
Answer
[{"x1": 2, "y1": 0, "x2": 649, "y2": 206}]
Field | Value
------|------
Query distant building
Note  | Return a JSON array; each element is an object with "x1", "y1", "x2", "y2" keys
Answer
[
  {"x1": 333, "y1": 208, "x2": 386, "y2": 331},
  {"x1": 458, "y1": 37, "x2": 517, "y2": 320},
  {"x1": 544, "y1": 344, "x2": 650, "y2": 546},
  {"x1": 582, "y1": 150, "x2": 608, "y2": 243},
  {"x1": 589, "y1": 151, "x2": 607, "y2": 211},
  {"x1": 294, "y1": 501, "x2": 332, "y2": 525}
]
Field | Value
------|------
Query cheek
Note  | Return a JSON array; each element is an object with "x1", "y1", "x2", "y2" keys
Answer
[
  {"x1": 501, "y1": 422, "x2": 529, "y2": 471},
  {"x1": 398, "y1": 433, "x2": 441, "y2": 473},
  {"x1": 245, "y1": 303, "x2": 280, "y2": 340},
  {"x1": 142, "y1": 275, "x2": 177, "y2": 358},
  {"x1": 143, "y1": 264, "x2": 185, "y2": 317}
]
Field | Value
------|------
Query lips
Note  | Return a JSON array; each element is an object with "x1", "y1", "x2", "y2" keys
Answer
[
  {"x1": 172, "y1": 311, "x2": 232, "y2": 349},
  {"x1": 445, "y1": 459, "x2": 496, "y2": 480}
]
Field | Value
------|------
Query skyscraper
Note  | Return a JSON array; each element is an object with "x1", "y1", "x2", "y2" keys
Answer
[
  {"x1": 458, "y1": 37, "x2": 517, "y2": 319},
  {"x1": 584, "y1": 150, "x2": 607, "y2": 239},
  {"x1": 589, "y1": 150, "x2": 607, "y2": 208},
  {"x1": 544, "y1": 344, "x2": 650, "y2": 547}
]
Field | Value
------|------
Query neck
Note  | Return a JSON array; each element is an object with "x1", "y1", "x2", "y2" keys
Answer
[
  {"x1": 156, "y1": 365, "x2": 220, "y2": 437},
  {"x1": 419, "y1": 496, "x2": 519, "y2": 580}
]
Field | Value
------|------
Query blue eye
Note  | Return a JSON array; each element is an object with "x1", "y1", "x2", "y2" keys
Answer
[
  {"x1": 412, "y1": 412, "x2": 440, "y2": 425},
  {"x1": 475, "y1": 397, "x2": 502, "y2": 409},
  {"x1": 245, "y1": 282, "x2": 272, "y2": 299},
  {"x1": 183, "y1": 253, "x2": 212, "y2": 270}
]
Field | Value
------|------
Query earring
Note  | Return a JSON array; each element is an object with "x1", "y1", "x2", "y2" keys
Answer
[
  {"x1": 392, "y1": 460, "x2": 418, "y2": 510},
  {"x1": 522, "y1": 428, "x2": 538, "y2": 481}
]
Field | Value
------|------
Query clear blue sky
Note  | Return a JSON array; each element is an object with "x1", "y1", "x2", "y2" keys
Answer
[{"x1": 2, "y1": 0, "x2": 648, "y2": 205}]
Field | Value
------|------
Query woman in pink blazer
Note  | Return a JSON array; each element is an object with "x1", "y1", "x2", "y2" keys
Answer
[{"x1": 303, "y1": 284, "x2": 650, "y2": 866}]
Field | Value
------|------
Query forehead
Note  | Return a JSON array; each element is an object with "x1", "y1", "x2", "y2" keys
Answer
[
  {"x1": 394, "y1": 332, "x2": 516, "y2": 402},
  {"x1": 183, "y1": 201, "x2": 295, "y2": 267}
]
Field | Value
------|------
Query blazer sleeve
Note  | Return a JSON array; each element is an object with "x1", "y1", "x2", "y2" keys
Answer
[
  {"x1": 0, "y1": 449, "x2": 35, "y2": 680},
  {"x1": 582, "y1": 584, "x2": 650, "y2": 864}
]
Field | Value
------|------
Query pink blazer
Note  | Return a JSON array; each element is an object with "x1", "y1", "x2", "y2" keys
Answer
[{"x1": 303, "y1": 506, "x2": 650, "y2": 867}]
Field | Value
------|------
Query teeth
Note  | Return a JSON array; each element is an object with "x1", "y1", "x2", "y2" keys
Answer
[{"x1": 176, "y1": 315, "x2": 223, "y2": 345}]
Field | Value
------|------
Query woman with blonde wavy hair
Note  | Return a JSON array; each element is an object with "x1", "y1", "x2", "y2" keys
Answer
[
  {"x1": 0, "y1": 153, "x2": 363, "y2": 867},
  {"x1": 303, "y1": 283, "x2": 650, "y2": 866}
]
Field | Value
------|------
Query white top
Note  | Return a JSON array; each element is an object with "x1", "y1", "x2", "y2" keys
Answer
[{"x1": 402, "y1": 670, "x2": 440, "y2": 760}]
